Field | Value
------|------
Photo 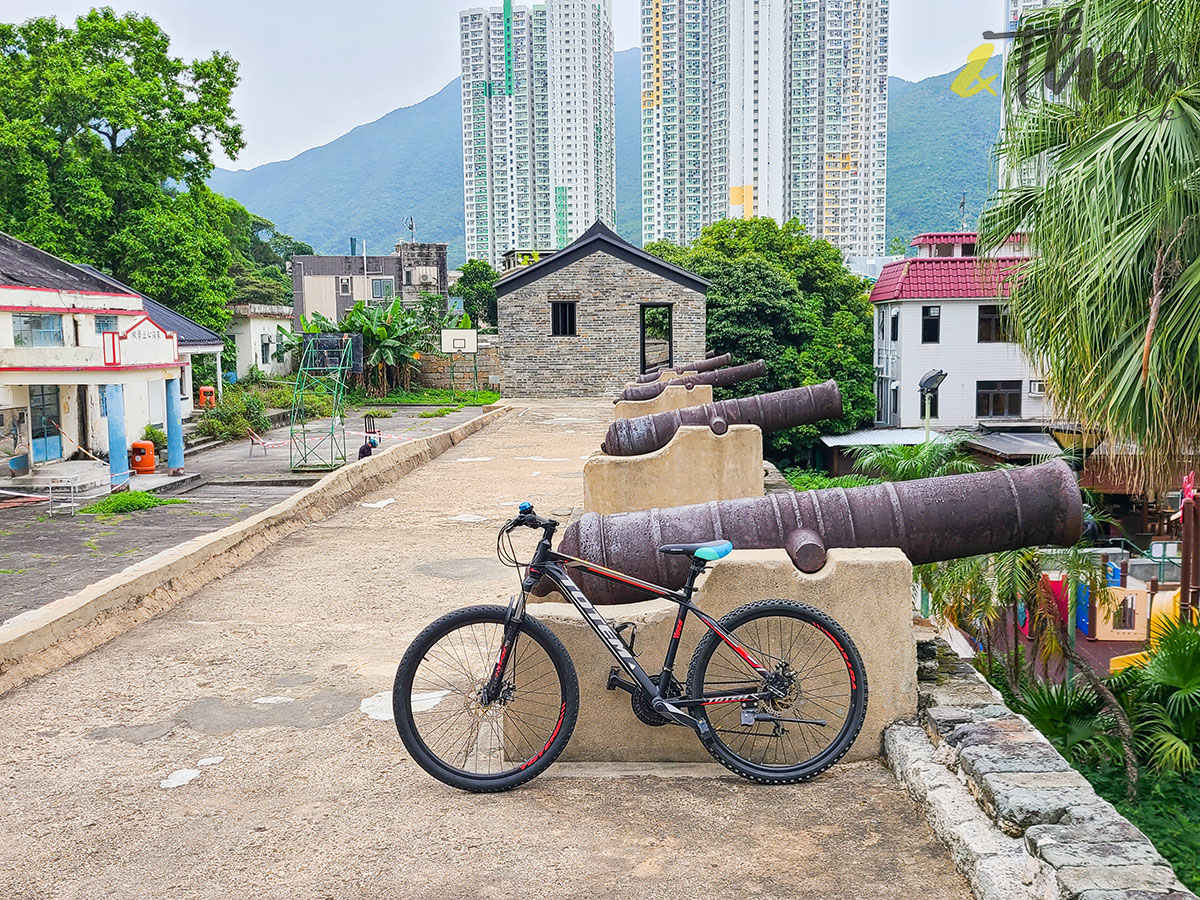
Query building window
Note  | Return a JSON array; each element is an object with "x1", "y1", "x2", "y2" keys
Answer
[
  {"x1": 551, "y1": 301, "x2": 577, "y2": 337},
  {"x1": 976, "y1": 380, "x2": 1023, "y2": 418},
  {"x1": 13, "y1": 313, "x2": 64, "y2": 347},
  {"x1": 99, "y1": 385, "x2": 109, "y2": 418},
  {"x1": 95, "y1": 315, "x2": 118, "y2": 334},
  {"x1": 919, "y1": 387, "x2": 939, "y2": 419},
  {"x1": 889, "y1": 309, "x2": 899, "y2": 342},
  {"x1": 371, "y1": 278, "x2": 392, "y2": 299},
  {"x1": 921, "y1": 306, "x2": 940, "y2": 343},
  {"x1": 337, "y1": 277, "x2": 352, "y2": 296},
  {"x1": 890, "y1": 384, "x2": 899, "y2": 416},
  {"x1": 261, "y1": 338, "x2": 270, "y2": 365},
  {"x1": 404, "y1": 270, "x2": 414, "y2": 285},
  {"x1": 978, "y1": 305, "x2": 1011, "y2": 343}
]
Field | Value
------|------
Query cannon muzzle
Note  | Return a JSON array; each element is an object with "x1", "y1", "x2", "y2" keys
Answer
[
  {"x1": 617, "y1": 360, "x2": 768, "y2": 403},
  {"x1": 634, "y1": 353, "x2": 733, "y2": 384},
  {"x1": 602, "y1": 381, "x2": 843, "y2": 457},
  {"x1": 545, "y1": 461, "x2": 1084, "y2": 604}
]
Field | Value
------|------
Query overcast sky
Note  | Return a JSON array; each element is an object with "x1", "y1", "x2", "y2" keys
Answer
[{"x1": 4, "y1": 0, "x2": 1002, "y2": 170}]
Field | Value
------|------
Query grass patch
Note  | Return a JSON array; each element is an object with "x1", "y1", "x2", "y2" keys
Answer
[
  {"x1": 80, "y1": 491, "x2": 186, "y2": 516},
  {"x1": 364, "y1": 408, "x2": 394, "y2": 418},
  {"x1": 0, "y1": 568, "x2": 27, "y2": 575},
  {"x1": 347, "y1": 387, "x2": 499, "y2": 407},
  {"x1": 418, "y1": 406, "x2": 462, "y2": 419},
  {"x1": 784, "y1": 468, "x2": 882, "y2": 491}
]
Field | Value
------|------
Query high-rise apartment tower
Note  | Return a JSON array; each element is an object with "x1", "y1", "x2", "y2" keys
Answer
[
  {"x1": 460, "y1": 1, "x2": 616, "y2": 267},
  {"x1": 642, "y1": 0, "x2": 888, "y2": 257}
]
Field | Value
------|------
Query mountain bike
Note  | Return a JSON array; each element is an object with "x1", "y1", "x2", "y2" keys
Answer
[{"x1": 392, "y1": 503, "x2": 868, "y2": 792}]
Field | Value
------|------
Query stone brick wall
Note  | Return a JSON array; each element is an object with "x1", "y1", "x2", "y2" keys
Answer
[
  {"x1": 415, "y1": 334, "x2": 501, "y2": 392},
  {"x1": 498, "y1": 251, "x2": 706, "y2": 398}
]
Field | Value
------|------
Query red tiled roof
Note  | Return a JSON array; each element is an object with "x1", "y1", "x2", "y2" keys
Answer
[
  {"x1": 869, "y1": 257, "x2": 1027, "y2": 303},
  {"x1": 910, "y1": 232, "x2": 1026, "y2": 246}
]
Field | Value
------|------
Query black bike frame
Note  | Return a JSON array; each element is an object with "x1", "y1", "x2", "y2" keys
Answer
[{"x1": 489, "y1": 526, "x2": 788, "y2": 734}]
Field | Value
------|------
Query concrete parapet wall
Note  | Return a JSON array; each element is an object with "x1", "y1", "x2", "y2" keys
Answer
[
  {"x1": 523, "y1": 547, "x2": 915, "y2": 764},
  {"x1": 613, "y1": 383, "x2": 713, "y2": 420},
  {"x1": 0, "y1": 405, "x2": 511, "y2": 696},
  {"x1": 582, "y1": 424, "x2": 763, "y2": 515}
]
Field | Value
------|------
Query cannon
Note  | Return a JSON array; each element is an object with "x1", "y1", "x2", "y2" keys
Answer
[
  {"x1": 602, "y1": 381, "x2": 843, "y2": 457},
  {"x1": 617, "y1": 360, "x2": 767, "y2": 404},
  {"x1": 634, "y1": 353, "x2": 732, "y2": 384},
  {"x1": 539, "y1": 461, "x2": 1084, "y2": 604}
]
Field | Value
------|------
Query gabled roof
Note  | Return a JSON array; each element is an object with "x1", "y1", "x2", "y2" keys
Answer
[
  {"x1": 495, "y1": 220, "x2": 710, "y2": 297},
  {"x1": 910, "y1": 232, "x2": 1026, "y2": 246},
  {"x1": 74, "y1": 264, "x2": 224, "y2": 350},
  {"x1": 869, "y1": 257, "x2": 1027, "y2": 303},
  {"x1": 0, "y1": 231, "x2": 138, "y2": 297}
]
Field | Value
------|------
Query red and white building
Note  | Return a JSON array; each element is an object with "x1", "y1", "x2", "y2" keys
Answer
[
  {"x1": 0, "y1": 232, "x2": 188, "y2": 480},
  {"x1": 868, "y1": 232, "x2": 1049, "y2": 429}
]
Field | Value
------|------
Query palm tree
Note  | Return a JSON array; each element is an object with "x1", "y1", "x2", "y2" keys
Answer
[
  {"x1": 848, "y1": 431, "x2": 982, "y2": 481},
  {"x1": 978, "y1": 0, "x2": 1200, "y2": 488}
]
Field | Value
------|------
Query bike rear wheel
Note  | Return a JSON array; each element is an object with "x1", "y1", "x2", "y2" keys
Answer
[
  {"x1": 686, "y1": 600, "x2": 867, "y2": 784},
  {"x1": 393, "y1": 605, "x2": 578, "y2": 792}
]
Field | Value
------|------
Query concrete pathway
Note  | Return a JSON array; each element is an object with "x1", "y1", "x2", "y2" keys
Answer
[{"x1": 0, "y1": 400, "x2": 969, "y2": 900}]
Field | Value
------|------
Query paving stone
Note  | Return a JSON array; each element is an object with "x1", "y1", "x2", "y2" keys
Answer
[
  {"x1": 978, "y1": 771, "x2": 1100, "y2": 834},
  {"x1": 972, "y1": 852, "x2": 1039, "y2": 900},
  {"x1": 939, "y1": 817, "x2": 1028, "y2": 876},
  {"x1": 924, "y1": 706, "x2": 978, "y2": 742},
  {"x1": 1038, "y1": 840, "x2": 1167, "y2": 871},
  {"x1": 919, "y1": 675, "x2": 1004, "y2": 710},
  {"x1": 1060, "y1": 801, "x2": 1128, "y2": 827},
  {"x1": 1055, "y1": 865, "x2": 1186, "y2": 898},
  {"x1": 958, "y1": 740, "x2": 1073, "y2": 781},
  {"x1": 946, "y1": 719, "x2": 1043, "y2": 749}
]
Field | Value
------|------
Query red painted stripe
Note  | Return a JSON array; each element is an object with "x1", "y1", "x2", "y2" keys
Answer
[
  {"x1": 519, "y1": 702, "x2": 566, "y2": 771},
  {"x1": 0, "y1": 362, "x2": 189, "y2": 373},
  {"x1": 0, "y1": 305, "x2": 145, "y2": 315}
]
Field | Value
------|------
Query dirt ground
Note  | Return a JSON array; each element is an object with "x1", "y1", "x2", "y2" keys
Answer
[{"x1": 0, "y1": 400, "x2": 969, "y2": 900}]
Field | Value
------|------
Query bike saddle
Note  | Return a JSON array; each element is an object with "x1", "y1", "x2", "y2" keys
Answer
[{"x1": 657, "y1": 540, "x2": 733, "y2": 562}]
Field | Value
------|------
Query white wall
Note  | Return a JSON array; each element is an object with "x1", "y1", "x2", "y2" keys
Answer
[
  {"x1": 229, "y1": 315, "x2": 293, "y2": 379},
  {"x1": 874, "y1": 298, "x2": 1047, "y2": 428}
]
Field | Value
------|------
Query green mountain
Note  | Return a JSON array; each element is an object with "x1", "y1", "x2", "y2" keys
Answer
[
  {"x1": 211, "y1": 51, "x2": 1002, "y2": 267},
  {"x1": 886, "y1": 57, "x2": 1002, "y2": 248}
]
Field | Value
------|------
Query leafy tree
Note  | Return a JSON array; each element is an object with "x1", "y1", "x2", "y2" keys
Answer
[
  {"x1": 450, "y1": 259, "x2": 500, "y2": 326},
  {"x1": 978, "y1": 0, "x2": 1200, "y2": 487},
  {"x1": 647, "y1": 218, "x2": 875, "y2": 460},
  {"x1": 848, "y1": 431, "x2": 982, "y2": 481}
]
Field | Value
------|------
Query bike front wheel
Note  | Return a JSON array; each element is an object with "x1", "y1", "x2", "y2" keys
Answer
[
  {"x1": 686, "y1": 600, "x2": 867, "y2": 784},
  {"x1": 393, "y1": 605, "x2": 579, "y2": 792}
]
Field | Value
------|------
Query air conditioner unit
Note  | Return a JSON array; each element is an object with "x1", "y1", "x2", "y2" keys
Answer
[{"x1": 1029, "y1": 380, "x2": 1046, "y2": 396}]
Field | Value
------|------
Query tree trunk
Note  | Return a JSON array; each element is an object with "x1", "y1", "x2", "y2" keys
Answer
[
  {"x1": 1008, "y1": 604, "x2": 1022, "y2": 697},
  {"x1": 1052, "y1": 614, "x2": 1140, "y2": 799}
]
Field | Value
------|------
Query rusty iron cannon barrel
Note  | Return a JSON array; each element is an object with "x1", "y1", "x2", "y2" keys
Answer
[
  {"x1": 617, "y1": 360, "x2": 768, "y2": 403},
  {"x1": 541, "y1": 461, "x2": 1083, "y2": 604},
  {"x1": 602, "y1": 381, "x2": 843, "y2": 457},
  {"x1": 634, "y1": 352, "x2": 733, "y2": 384}
]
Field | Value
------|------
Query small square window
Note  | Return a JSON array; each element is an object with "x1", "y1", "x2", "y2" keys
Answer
[
  {"x1": 551, "y1": 301, "x2": 577, "y2": 336},
  {"x1": 95, "y1": 315, "x2": 118, "y2": 335}
]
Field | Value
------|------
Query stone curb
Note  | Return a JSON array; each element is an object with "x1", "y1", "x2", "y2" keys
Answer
[
  {"x1": 885, "y1": 637, "x2": 1196, "y2": 900},
  {"x1": 0, "y1": 405, "x2": 511, "y2": 696}
]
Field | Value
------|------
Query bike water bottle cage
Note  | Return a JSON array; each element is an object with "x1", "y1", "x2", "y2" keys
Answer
[{"x1": 657, "y1": 540, "x2": 733, "y2": 563}]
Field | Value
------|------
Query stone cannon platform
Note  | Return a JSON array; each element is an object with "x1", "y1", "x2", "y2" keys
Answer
[{"x1": 613, "y1": 383, "x2": 713, "y2": 419}]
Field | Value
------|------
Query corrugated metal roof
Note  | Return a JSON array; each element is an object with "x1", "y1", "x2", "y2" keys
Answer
[
  {"x1": 821, "y1": 429, "x2": 948, "y2": 448},
  {"x1": 966, "y1": 432, "x2": 1062, "y2": 459},
  {"x1": 0, "y1": 231, "x2": 137, "y2": 296},
  {"x1": 869, "y1": 257, "x2": 1026, "y2": 303},
  {"x1": 74, "y1": 264, "x2": 224, "y2": 349}
]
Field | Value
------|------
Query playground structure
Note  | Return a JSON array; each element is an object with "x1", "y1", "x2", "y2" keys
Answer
[
  {"x1": 289, "y1": 334, "x2": 363, "y2": 472},
  {"x1": 1106, "y1": 472, "x2": 1197, "y2": 672}
]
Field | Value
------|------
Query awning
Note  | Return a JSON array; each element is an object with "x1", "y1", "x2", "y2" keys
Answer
[
  {"x1": 821, "y1": 429, "x2": 946, "y2": 448},
  {"x1": 965, "y1": 432, "x2": 1062, "y2": 460}
]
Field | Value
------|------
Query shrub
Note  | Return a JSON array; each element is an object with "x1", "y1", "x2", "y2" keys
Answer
[
  {"x1": 196, "y1": 390, "x2": 271, "y2": 440},
  {"x1": 143, "y1": 424, "x2": 167, "y2": 452},
  {"x1": 784, "y1": 468, "x2": 879, "y2": 492},
  {"x1": 365, "y1": 408, "x2": 394, "y2": 418}
]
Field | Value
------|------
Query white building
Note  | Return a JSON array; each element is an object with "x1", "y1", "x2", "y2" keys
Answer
[
  {"x1": 0, "y1": 232, "x2": 189, "y2": 481},
  {"x1": 869, "y1": 232, "x2": 1048, "y2": 430},
  {"x1": 641, "y1": 0, "x2": 889, "y2": 257},
  {"x1": 460, "y1": 1, "x2": 616, "y2": 268},
  {"x1": 228, "y1": 304, "x2": 294, "y2": 381}
]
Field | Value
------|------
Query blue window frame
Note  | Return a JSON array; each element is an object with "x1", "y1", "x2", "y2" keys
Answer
[
  {"x1": 95, "y1": 315, "x2": 118, "y2": 334},
  {"x1": 99, "y1": 385, "x2": 109, "y2": 418},
  {"x1": 13, "y1": 313, "x2": 64, "y2": 347}
]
